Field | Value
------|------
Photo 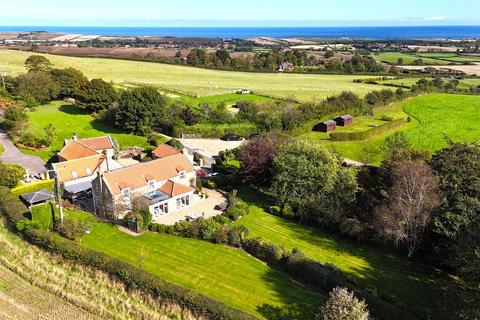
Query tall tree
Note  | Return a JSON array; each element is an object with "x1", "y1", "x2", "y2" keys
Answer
[
  {"x1": 2, "y1": 106, "x2": 29, "y2": 139},
  {"x1": 50, "y1": 68, "x2": 88, "y2": 99},
  {"x1": 15, "y1": 71, "x2": 59, "y2": 106},
  {"x1": 316, "y1": 287, "x2": 369, "y2": 320},
  {"x1": 43, "y1": 123, "x2": 56, "y2": 147},
  {"x1": 81, "y1": 78, "x2": 118, "y2": 112},
  {"x1": 114, "y1": 86, "x2": 168, "y2": 135},
  {"x1": 271, "y1": 141, "x2": 357, "y2": 225},
  {"x1": 25, "y1": 55, "x2": 52, "y2": 72},
  {"x1": 375, "y1": 161, "x2": 440, "y2": 257}
]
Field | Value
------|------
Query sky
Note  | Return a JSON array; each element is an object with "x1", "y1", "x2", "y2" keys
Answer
[{"x1": 0, "y1": 0, "x2": 479, "y2": 26}]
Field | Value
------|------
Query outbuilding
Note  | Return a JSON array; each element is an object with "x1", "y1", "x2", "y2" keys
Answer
[
  {"x1": 314, "y1": 120, "x2": 337, "y2": 133},
  {"x1": 20, "y1": 189, "x2": 54, "y2": 207},
  {"x1": 334, "y1": 114, "x2": 353, "y2": 127}
]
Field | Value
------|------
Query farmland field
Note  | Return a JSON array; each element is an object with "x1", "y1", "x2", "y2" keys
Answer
[
  {"x1": 23, "y1": 101, "x2": 148, "y2": 161},
  {"x1": 76, "y1": 215, "x2": 321, "y2": 319},
  {"x1": 372, "y1": 52, "x2": 451, "y2": 65},
  {"x1": 377, "y1": 77, "x2": 480, "y2": 89},
  {"x1": 0, "y1": 49, "x2": 380, "y2": 102},
  {"x1": 236, "y1": 189, "x2": 457, "y2": 320},
  {"x1": 305, "y1": 94, "x2": 480, "y2": 164}
]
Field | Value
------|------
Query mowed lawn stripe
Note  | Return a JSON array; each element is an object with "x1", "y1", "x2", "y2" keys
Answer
[
  {"x1": 79, "y1": 223, "x2": 321, "y2": 319},
  {"x1": 236, "y1": 190, "x2": 456, "y2": 319}
]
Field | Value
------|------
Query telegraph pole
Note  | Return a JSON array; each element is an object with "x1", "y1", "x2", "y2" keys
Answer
[{"x1": 0, "y1": 68, "x2": 5, "y2": 92}]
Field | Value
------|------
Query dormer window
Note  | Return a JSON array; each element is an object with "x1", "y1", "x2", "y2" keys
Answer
[
  {"x1": 72, "y1": 171, "x2": 78, "y2": 179},
  {"x1": 85, "y1": 168, "x2": 91, "y2": 175},
  {"x1": 179, "y1": 171, "x2": 186, "y2": 179},
  {"x1": 149, "y1": 181, "x2": 155, "y2": 189},
  {"x1": 122, "y1": 188, "x2": 130, "y2": 198}
]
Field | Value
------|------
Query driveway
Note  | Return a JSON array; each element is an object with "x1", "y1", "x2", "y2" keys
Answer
[{"x1": 0, "y1": 132, "x2": 47, "y2": 178}]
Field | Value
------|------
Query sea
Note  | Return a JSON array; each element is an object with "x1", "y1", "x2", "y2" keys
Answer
[{"x1": 0, "y1": 26, "x2": 479, "y2": 39}]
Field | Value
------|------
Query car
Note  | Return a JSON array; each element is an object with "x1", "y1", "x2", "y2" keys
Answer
[{"x1": 221, "y1": 133, "x2": 243, "y2": 141}]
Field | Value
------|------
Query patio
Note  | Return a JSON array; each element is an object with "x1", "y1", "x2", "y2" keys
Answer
[{"x1": 152, "y1": 188, "x2": 227, "y2": 225}]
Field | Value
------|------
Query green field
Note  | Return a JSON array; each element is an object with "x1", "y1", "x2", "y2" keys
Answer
[
  {"x1": 24, "y1": 101, "x2": 148, "y2": 161},
  {"x1": 378, "y1": 77, "x2": 480, "y2": 89},
  {"x1": 303, "y1": 94, "x2": 480, "y2": 164},
  {"x1": 235, "y1": 189, "x2": 456, "y2": 319},
  {"x1": 403, "y1": 94, "x2": 480, "y2": 150},
  {"x1": 416, "y1": 52, "x2": 480, "y2": 63},
  {"x1": 0, "y1": 50, "x2": 380, "y2": 102},
  {"x1": 372, "y1": 52, "x2": 451, "y2": 65}
]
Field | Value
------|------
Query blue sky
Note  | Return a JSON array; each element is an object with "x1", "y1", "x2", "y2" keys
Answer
[{"x1": 0, "y1": 0, "x2": 479, "y2": 26}]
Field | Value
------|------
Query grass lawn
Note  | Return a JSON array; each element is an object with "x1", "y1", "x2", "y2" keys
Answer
[
  {"x1": 182, "y1": 93, "x2": 279, "y2": 107},
  {"x1": 0, "y1": 50, "x2": 380, "y2": 102},
  {"x1": 11, "y1": 179, "x2": 54, "y2": 196},
  {"x1": 68, "y1": 213, "x2": 322, "y2": 319},
  {"x1": 372, "y1": 52, "x2": 451, "y2": 65},
  {"x1": 23, "y1": 101, "x2": 148, "y2": 161},
  {"x1": 402, "y1": 94, "x2": 480, "y2": 150},
  {"x1": 236, "y1": 189, "x2": 457, "y2": 319},
  {"x1": 30, "y1": 202, "x2": 56, "y2": 230},
  {"x1": 304, "y1": 94, "x2": 480, "y2": 164}
]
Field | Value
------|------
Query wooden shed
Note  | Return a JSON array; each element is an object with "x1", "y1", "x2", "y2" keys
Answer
[
  {"x1": 314, "y1": 120, "x2": 337, "y2": 133},
  {"x1": 334, "y1": 114, "x2": 353, "y2": 127}
]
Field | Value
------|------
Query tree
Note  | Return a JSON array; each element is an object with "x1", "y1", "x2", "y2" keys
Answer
[
  {"x1": 0, "y1": 162, "x2": 25, "y2": 189},
  {"x1": 25, "y1": 55, "x2": 52, "y2": 72},
  {"x1": 270, "y1": 141, "x2": 357, "y2": 225},
  {"x1": 15, "y1": 71, "x2": 59, "y2": 105},
  {"x1": 316, "y1": 287, "x2": 369, "y2": 320},
  {"x1": 114, "y1": 86, "x2": 168, "y2": 135},
  {"x1": 43, "y1": 123, "x2": 56, "y2": 147},
  {"x1": 397, "y1": 57, "x2": 404, "y2": 65},
  {"x1": 428, "y1": 143, "x2": 480, "y2": 270},
  {"x1": 324, "y1": 50, "x2": 335, "y2": 59},
  {"x1": 50, "y1": 68, "x2": 88, "y2": 99},
  {"x1": 81, "y1": 79, "x2": 118, "y2": 112},
  {"x1": 240, "y1": 134, "x2": 285, "y2": 187},
  {"x1": 2, "y1": 106, "x2": 29, "y2": 139},
  {"x1": 374, "y1": 161, "x2": 440, "y2": 257}
]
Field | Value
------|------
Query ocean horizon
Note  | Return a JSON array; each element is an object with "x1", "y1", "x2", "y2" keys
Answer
[{"x1": 1, "y1": 25, "x2": 480, "y2": 39}]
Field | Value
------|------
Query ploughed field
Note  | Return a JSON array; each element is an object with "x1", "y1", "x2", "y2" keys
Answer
[{"x1": 0, "y1": 49, "x2": 380, "y2": 102}]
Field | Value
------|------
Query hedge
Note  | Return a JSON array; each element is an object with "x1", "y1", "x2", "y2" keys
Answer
[
  {"x1": 329, "y1": 119, "x2": 406, "y2": 142},
  {"x1": 242, "y1": 237, "x2": 419, "y2": 320},
  {"x1": 173, "y1": 122, "x2": 258, "y2": 138},
  {"x1": 0, "y1": 187, "x2": 257, "y2": 320}
]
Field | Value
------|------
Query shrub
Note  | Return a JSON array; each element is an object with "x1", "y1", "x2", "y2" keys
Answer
[
  {"x1": 55, "y1": 217, "x2": 85, "y2": 240},
  {"x1": 225, "y1": 207, "x2": 245, "y2": 221},
  {"x1": 243, "y1": 238, "x2": 284, "y2": 265},
  {"x1": 268, "y1": 206, "x2": 282, "y2": 216},
  {"x1": 16, "y1": 219, "x2": 41, "y2": 232},
  {"x1": 380, "y1": 114, "x2": 394, "y2": 122},
  {"x1": 166, "y1": 138, "x2": 184, "y2": 150},
  {"x1": 282, "y1": 204, "x2": 295, "y2": 219},
  {"x1": 227, "y1": 226, "x2": 249, "y2": 247},
  {"x1": 317, "y1": 287, "x2": 369, "y2": 320}
]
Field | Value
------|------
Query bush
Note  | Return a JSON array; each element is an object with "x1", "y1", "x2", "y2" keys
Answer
[
  {"x1": 225, "y1": 207, "x2": 245, "y2": 221},
  {"x1": 268, "y1": 206, "x2": 281, "y2": 216},
  {"x1": 227, "y1": 226, "x2": 249, "y2": 247},
  {"x1": 166, "y1": 138, "x2": 184, "y2": 150},
  {"x1": 55, "y1": 217, "x2": 85, "y2": 240},
  {"x1": 282, "y1": 204, "x2": 295, "y2": 219},
  {"x1": 243, "y1": 238, "x2": 284, "y2": 265},
  {"x1": 380, "y1": 114, "x2": 394, "y2": 122}
]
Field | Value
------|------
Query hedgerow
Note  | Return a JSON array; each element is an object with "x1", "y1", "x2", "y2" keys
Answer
[{"x1": 329, "y1": 119, "x2": 406, "y2": 141}]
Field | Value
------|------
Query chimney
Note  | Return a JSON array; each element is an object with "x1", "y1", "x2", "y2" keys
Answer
[{"x1": 72, "y1": 133, "x2": 78, "y2": 141}]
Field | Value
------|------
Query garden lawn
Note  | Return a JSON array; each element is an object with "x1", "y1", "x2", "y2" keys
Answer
[
  {"x1": 78, "y1": 220, "x2": 321, "y2": 319},
  {"x1": 24, "y1": 101, "x2": 148, "y2": 161},
  {"x1": 30, "y1": 203, "x2": 55, "y2": 230},
  {"x1": 0, "y1": 50, "x2": 380, "y2": 102},
  {"x1": 236, "y1": 189, "x2": 457, "y2": 320}
]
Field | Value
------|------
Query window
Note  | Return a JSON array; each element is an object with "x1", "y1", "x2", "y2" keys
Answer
[
  {"x1": 71, "y1": 171, "x2": 78, "y2": 179},
  {"x1": 85, "y1": 168, "x2": 91, "y2": 175},
  {"x1": 148, "y1": 181, "x2": 155, "y2": 190},
  {"x1": 122, "y1": 188, "x2": 130, "y2": 198},
  {"x1": 179, "y1": 171, "x2": 186, "y2": 179}
]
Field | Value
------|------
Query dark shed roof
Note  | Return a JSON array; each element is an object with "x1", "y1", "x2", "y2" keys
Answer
[
  {"x1": 323, "y1": 120, "x2": 337, "y2": 126},
  {"x1": 20, "y1": 189, "x2": 54, "y2": 205},
  {"x1": 338, "y1": 114, "x2": 353, "y2": 120}
]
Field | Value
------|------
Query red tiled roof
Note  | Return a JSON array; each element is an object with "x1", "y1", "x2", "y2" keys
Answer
[
  {"x1": 58, "y1": 141, "x2": 98, "y2": 161},
  {"x1": 152, "y1": 144, "x2": 181, "y2": 159},
  {"x1": 78, "y1": 136, "x2": 113, "y2": 151},
  {"x1": 102, "y1": 154, "x2": 194, "y2": 196},
  {"x1": 53, "y1": 154, "x2": 105, "y2": 182},
  {"x1": 158, "y1": 180, "x2": 194, "y2": 197}
]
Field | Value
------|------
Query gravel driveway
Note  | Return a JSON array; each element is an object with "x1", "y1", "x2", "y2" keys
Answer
[{"x1": 0, "y1": 132, "x2": 47, "y2": 177}]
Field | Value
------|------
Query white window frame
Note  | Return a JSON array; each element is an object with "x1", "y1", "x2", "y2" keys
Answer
[{"x1": 71, "y1": 170, "x2": 78, "y2": 179}]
